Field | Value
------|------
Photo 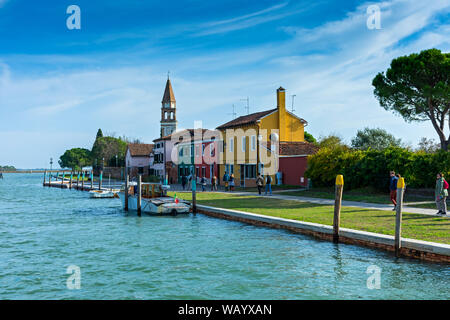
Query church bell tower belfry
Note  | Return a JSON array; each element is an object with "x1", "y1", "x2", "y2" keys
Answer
[{"x1": 160, "y1": 75, "x2": 177, "y2": 137}]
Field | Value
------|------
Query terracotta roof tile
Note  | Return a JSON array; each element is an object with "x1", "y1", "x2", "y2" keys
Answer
[
  {"x1": 216, "y1": 108, "x2": 277, "y2": 130},
  {"x1": 162, "y1": 79, "x2": 176, "y2": 103},
  {"x1": 279, "y1": 141, "x2": 319, "y2": 156},
  {"x1": 154, "y1": 129, "x2": 220, "y2": 143},
  {"x1": 127, "y1": 143, "x2": 154, "y2": 157}
]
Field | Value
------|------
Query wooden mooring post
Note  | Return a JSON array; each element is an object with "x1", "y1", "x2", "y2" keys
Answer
[
  {"x1": 81, "y1": 171, "x2": 85, "y2": 190},
  {"x1": 333, "y1": 175, "x2": 344, "y2": 244},
  {"x1": 124, "y1": 170, "x2": 129, "y2": 211},
  {"x1": 61, "y1": 171, "x2": 65, "y2": 188},
  {"x1": 395, "y1": 177, "x2": 405, "y2": 257},
  {"x1": 69, "y1": 172, "x2": 73, "y2": 189},
  {"x1": 137, "y1": 173, "x2": 142, "y2": 216},
  {"x1": 90, "y1": 171, "x2": 94, "y2": 190},
  {"x1": 192, "y1": 175, "x2": 197, "y2": 215},
  {"x1": 43, "y1": 170, "x2": 46, "y2": 186},
  {"x1": 48, "y1": 171, "x2": 51, "y2": 187},
  {"x1": 99, "y1": 170, "x2": 103, "y2": 190},
  {"x1": 76, "y1": 172, "x2": 80, "y2": 190}
]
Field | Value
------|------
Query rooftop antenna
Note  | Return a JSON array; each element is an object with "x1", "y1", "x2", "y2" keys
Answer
[
  {"x1": 290, "y1": 94, "x2": 296, "y2": 113},
  {"x1": 228, "y1": 104, "x2": 237, "y2": 120},
  {"x1": 290, "y1": 94, "x2": 296, "y2": 142},
  {"x1": 241, "y1": 96, "x2": 250, "y2": 115}
]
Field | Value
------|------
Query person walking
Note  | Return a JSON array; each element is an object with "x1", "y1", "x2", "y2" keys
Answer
[
  {"x1": 265, "y1": 174, "x2": 272, "y2": 196},
  {"x1": 223, "y1": 172, "x2": 229, "y2": 191},
  {"x1": 181, "y1": 175, "x2": 187, "y2": 191},
  {"x1": 389, "y1": 171, "x2": 398, "y2": 211},
  {"x1": 211, "y1": 175, "x2": 218, "y2": 191},
  {"x1": 256, "y1": 173, "x2": 264, "y2": 195},
  {"x1": 229, "y1": 174, "x2": 235, "y2": 192},
  {"x1": 200, "y1": 176, "x2": 207, "y2": 192},
  {"x1": 435, "y1": 173, "x2": 448, "y2": 215}
]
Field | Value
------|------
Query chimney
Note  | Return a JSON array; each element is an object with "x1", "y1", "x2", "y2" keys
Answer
[
  {"x1": 277, "y1": 87, "x2": 286, "y2": 111},
  {"x1": 277, "y1": 87, "x2": 286, "y2": 141}
]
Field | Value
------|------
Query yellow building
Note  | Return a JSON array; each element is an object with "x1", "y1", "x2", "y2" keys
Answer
[{"x1": 216, "y1": 87, "x2": 315, "y2": 188}]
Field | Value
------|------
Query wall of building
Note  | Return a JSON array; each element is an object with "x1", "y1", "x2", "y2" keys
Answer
[{"x1": 279, "y1": 156, "x2": 308, "y2": 186}]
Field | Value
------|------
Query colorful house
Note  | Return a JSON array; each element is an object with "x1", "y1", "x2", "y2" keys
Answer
[
  {"x1": 175, "y1": 129, "x2": 220, "y2": 184},
  {"x1": 216, "y1": 87, "x2": 318, "y2": 187},
  {"x1": 125, "y1": 143, "x2": 154, "y2": 178}
]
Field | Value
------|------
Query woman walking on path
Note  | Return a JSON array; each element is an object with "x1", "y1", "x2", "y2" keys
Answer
[
  {"x1": 229, "y1": 174, "x2": 235, "y2": 192},
  {"x1": 211, "y1": 176, "x2": 218, "y2": 191},
  {"x1": 389, "y1": 171, "x2": 398, "y2": 211},
  {"x1": 265, "y1": 174, "x2": 272, "y2": 196},
  {"x1": 256, "y1": 173, "x2": 264, "y2": 195},
  {"x1": 435, "y1": 173, "x2": 448, "y2": 215}
]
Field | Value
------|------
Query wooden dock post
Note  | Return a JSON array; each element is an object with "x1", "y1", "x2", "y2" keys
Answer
[
  {"x1": 124, "y1": 169, "x2": 129, "y2": 211},
  {"x1": 137, "y1": 173, "x2": 142, "y2": 216},
  {"x1": 90, "y1": 171, "x2": 93, "y2": 190},
  {"x1": 48, "y1": 171, "x2": 51, "y2": 187},
  {"x1": 76, "y1": 172, "x2": 80, "y2": 190},
  {"x1": 81, "y1": 171, "x2": 85, "y2": 190},
  {"x1": 192, "y1": 175, "x2": 197, "y2": 215},
  {"x1": 61, "y1": 171, "x2": 65, "y2": 188},
  {"x1": 69, "y1": 172, "x2": 73, "y2": 189},
  {"x1": 333, "y1": 175, "x2": 344, "y2": 244},
  {"x1": 395, "y1": 177, "x2": 405, "y2": 258},
  {"x1": 43, "y1": 170, "x2": 46, "y2": 186}
]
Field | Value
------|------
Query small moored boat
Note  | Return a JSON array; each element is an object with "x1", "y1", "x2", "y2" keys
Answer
[
  {"x1": 118, "y1": 182, "x2": 190, "y2": 215},
  {"x1": 89, "y1": 189, "x2": 119, "y2": 198}
]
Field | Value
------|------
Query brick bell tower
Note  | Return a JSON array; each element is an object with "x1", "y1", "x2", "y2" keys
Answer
[{"x1": 160, "y1": 75, "x2": 177, "y2": 137}]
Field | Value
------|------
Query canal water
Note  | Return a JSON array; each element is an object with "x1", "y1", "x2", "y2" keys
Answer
[{"x1": 0, "y1": 173, "x2": 448, "y2": 299}]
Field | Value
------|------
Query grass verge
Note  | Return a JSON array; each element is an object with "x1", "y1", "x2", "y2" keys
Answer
[{"x1": 170, "y1": 192, "x2": 450, "y2": 244}]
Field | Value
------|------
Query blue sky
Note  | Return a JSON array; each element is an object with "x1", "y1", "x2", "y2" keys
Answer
[{"x1": 0, "y1": 0, "x2": 449, "y2": 168}]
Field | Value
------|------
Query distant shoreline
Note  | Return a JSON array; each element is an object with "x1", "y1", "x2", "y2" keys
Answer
[{"x1": 1, "y1": 170, "x2": 54, "y2": 173}]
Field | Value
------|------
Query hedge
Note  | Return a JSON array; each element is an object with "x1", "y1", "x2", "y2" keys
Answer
[{"x1": 305, "y1": 147, "x2": 450, "y2": 190}]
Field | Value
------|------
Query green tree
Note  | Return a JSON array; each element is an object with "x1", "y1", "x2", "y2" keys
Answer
[
  {"x1": 59, "y1": 148, "x2": 91, "y2": 171},
  {"x1": 417, "y1": 137, "x2": 440, "y2": 153},
  {"x1": 318, "y1": 135, "x2": 348, "y2": 149},
  {"x1": 91, "y1": 134, "x2": 127, "y2": 168},
  {"x1": 372, "y1": 49, "x2": 450, "y2": 150},
  {"x1": 351, "y1": 127, "x2": 403, "y2": 150},
  {"x1": 96, "y1": 128, "x2": 103, "y2": 139},
  {"x1": 304, "y1": 131, "x2": 317, "y2": 144}
]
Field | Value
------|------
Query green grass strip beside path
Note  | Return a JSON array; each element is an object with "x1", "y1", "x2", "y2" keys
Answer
[{"x1": 169, "y1": 192, "x2": 450, "y2": 245}]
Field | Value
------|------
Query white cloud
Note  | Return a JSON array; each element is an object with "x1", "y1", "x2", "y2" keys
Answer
[{"x1": 1, "y1": 0, "x2": 449, "y2": 167}]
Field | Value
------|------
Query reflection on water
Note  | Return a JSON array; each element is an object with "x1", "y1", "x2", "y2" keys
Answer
[{"x1": 0, "y1": 173, "x2": 449, "y2": 299}]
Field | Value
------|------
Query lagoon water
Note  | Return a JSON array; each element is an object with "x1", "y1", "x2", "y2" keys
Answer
[{"x1": 0, "y1": 173, "x2": 448, "y2": 299}]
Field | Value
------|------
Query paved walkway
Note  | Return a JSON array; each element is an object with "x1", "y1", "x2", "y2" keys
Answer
[{"x1": 170, "y1": 184, "x2": 446, "y2": 217}]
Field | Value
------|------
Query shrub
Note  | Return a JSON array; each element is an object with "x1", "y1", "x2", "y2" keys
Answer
[{"x1": 305, "y1": 147, "x2": 450, "y2": 190}]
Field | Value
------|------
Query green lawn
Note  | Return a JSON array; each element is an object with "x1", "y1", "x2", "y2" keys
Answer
[
  {"x1": 234, "y1": 184, "x2": 300, "y2": 192},
  {"x1": 170, "y1": 192, "x2": 450, "y2": 244},
  {"x1": 409, "y1": 202, "x2": 448, "y2": 210},
  {"x1": 278, "y1": 187, "x2": 431, "y2": 205}
]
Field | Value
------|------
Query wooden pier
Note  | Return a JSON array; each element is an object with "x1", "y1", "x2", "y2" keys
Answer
[{"x1": 42, "y1": 170, "x2": 122, "y2": 192}]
